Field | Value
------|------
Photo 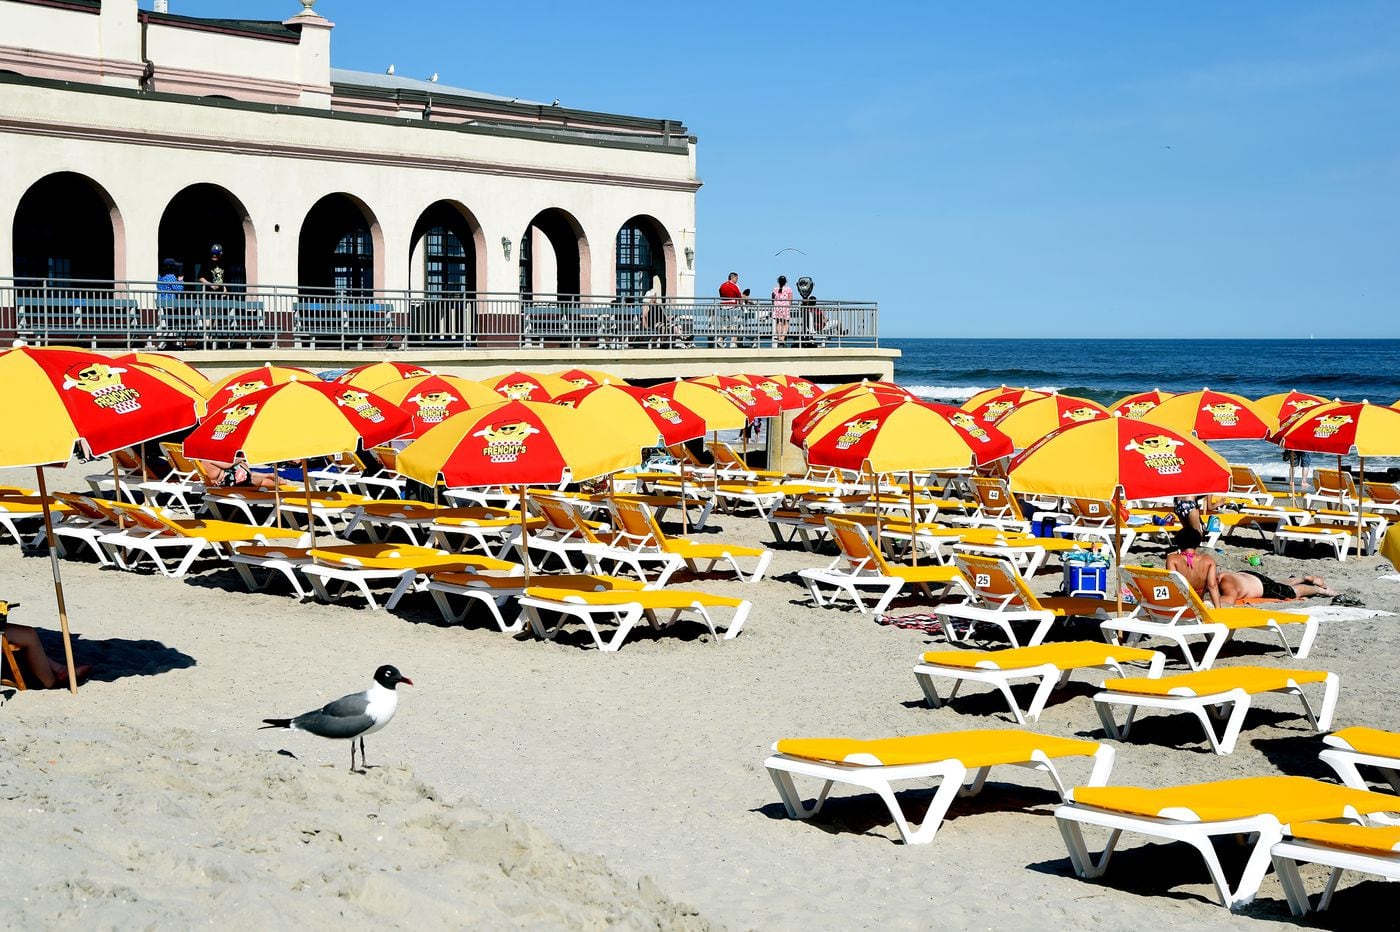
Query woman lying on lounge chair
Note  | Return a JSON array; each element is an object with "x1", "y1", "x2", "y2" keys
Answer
[{"x1": 2, "y1": 621, "x2": 92, "y2": 689}]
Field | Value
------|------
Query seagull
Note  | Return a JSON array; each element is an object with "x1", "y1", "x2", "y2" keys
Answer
[
  {"x1": 774, "y1": 247, "x2": 807, "y2": 256},
  {"x1": 386, "y1": 64, "x2": 395, "y2": 75},
  {"x1": 261, "y1": 665, "x2": 412, "y2": 773}
]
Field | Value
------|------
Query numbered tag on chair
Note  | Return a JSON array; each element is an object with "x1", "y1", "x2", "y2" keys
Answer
[
  {"x1": 1153, "y1": 585, "x2": 1170, "y2": 601},
  {"x1": 976, "y1": 573, "x2": 991, "y2": 588}
]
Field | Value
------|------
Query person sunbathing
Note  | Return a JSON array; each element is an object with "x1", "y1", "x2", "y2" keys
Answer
[
  {"x1": 1165, "y1": 527, "x2": 1221, "y2": 605},
  {"x1": 1217, "y1": 569, "x2": 1336, "y2": 606},
  {"x1": 3, "y1": 622, "x2": 91, "y2": 689}
]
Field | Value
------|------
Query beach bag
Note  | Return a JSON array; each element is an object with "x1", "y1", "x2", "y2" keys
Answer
[{"x1": 222, "y1": 461, "x2": 252, "y2": 487}]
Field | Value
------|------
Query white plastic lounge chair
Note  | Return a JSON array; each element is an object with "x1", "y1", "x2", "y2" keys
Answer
[
  {"x1": 1093, "y1": 665, "x2": 1339, "y2": 755},
  {"x1": 517, "y1": 585, "x2": 750, "y2": 651},
  {"x1": 914, "y1": 641, "x2": 1165, "y2": 725},
  {"x1": 765, "y1": 729, "x2": 1114, "y2": 845},
  {"x1": 934, "y1": 552, "x2": 1113, "y2": 647},
  {"x1": 298, "y1": 544, "x2": 521, "y2": 610},
  {"x1": 1055, "y1": 775, "x2": 1397, "y2": 911},
  {"x1": 96, "y1": 501, "x2": 308, "y2": 578},
  {"x1": 426, "y1": 572, "x2": 647, "y2": 633},
  {"x1": 610, "y1": 498, "x2": 773, "y2": 582},
  {"x1": 799, "y1": 517, "x2": 970, "y2": 614},
  {"x1": 1320, "y1": 727, "x2": 1400, "y2": 799},
  {"x1": 1272, "y1": 821, "x2": 1400, "y2": 915}
]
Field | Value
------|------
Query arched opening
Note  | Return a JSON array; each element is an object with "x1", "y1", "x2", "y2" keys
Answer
[
  {"x1": 518, "y1": 208, "x2": 589, "y2": 300},
  {"x1": 157, "y1": 183, "x2": 255, "y2": 288},
  {"x1": 409, "y1": 200, "x2": 483, "y2": 342},
  {"x1": 298, "y1": 193, "x2": 380, "y2": 296},
  {"x1": 615, "y1": 215, "x2": 673, "y2": 301},
  {"x1": 13, "y1": 172, "x2": 121, "y2": 285}
]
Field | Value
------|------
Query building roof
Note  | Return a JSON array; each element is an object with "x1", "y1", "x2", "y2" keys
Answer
[
  {"x1": 330, "y1": 68, "x2": 542, "y2": 106},
  {"x1": 140, "y1": 10, "x2": 302, "y2": 41}
]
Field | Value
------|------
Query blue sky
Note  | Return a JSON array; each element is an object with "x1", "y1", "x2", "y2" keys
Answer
[{"x1": 169, "y1": 1, "x2": 1397, "y2": 338}]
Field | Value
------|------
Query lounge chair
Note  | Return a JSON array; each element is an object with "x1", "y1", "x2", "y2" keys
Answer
[
  {"x1": 519, "y1": 494, "x2": 611, "y2": 572},
  {"x1": 297, "y1": 543, "x2": 521, "y2": 610},
  {"x1": 517, "y1": 585, "x2": 751, "y2": 651},
  {"x1": 1055, "y1": 775, "x2": 1397, "y2": 910},
  {"x1": 1272, "y1": 522, "x2": 1364, "y2": 561},
  {"x1": 1108, "y1": 565, "x2": 1320, "y2": 668},
  {"x1": 914, "y1": 641, "x2": 1165, "y2": 724},
  {"x1": 765, "y1": 729, "x2": 1114, "y2": 845},
  {"x1": 426, "y1": 572, "x2": 646, "y2": 632},
  {"x1": 1092, "y1": 665, "x2": 1339, "y2": 755},
  {"x1": 704, "y1": 440, "x2": 790, "y2": 481},
  {"x1": 798, "y1": 517, "x2": 970, "y2": 614},
  {"x1": 959, "y1": 477, "x2": 1032, "y2": 534},
  {"x1": 609, "y1": 498, "x2": 773, "y2": 582},
  {"x1": 97, "y1": 501, "x2": 308, "y2": 578},
  {"x1": 558, "y1": 501, "x2": 685, "y2": 585},
  {"x1": 935, "y1": 553, "x2": 1113, "y2": 647},
  {"x1": 1362, "y1": 480, "x2": 1400, "y2": 518},
  {"x1": 1272, "y1": 821, "x2": 1400, "y2": 915},
  {"x1": 50, "y1": 492, "x2": 119, "y2": 565},
  {"x1": 428, "y1": 507, "x2": 540, "y2": 557},
  {"x1": 1305, "y1": 467, "x2": 1359, "y2": 511},
  {"x1": 308, "y1": 450, "x2": 406, "y2": 499},
  {"x1": 1228, "y1": 464, "x2": 1279, "y2": 507},
  {"x1": 0, "y1": 495, "x2": 72, "y2": 548},
  {"x1": 1321, "y1": 727, "x2": 1400, "y2": 799},
  {"x1": 1, "y1": 600, "x2": 25, "y2": 690}
]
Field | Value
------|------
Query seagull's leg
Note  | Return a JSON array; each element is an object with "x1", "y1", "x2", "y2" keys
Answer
[
  {"x1": 349, "y1": 740, "x2": 357, "y2": 773},
  {"x1": 359, "y1": 736, "x2": 368, "y2": 770}
]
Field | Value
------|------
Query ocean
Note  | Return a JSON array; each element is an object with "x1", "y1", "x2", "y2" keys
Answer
[{"x1": 885, "y1": 337, "x2": 1400, "y2": 478}]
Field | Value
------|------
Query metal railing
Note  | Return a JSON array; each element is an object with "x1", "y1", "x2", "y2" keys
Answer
[{"x1": 0, "y1": 278, "x2": 879, "y2": 352}]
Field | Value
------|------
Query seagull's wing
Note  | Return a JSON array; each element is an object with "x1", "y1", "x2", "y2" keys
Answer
[{"x1": 290, "y1": 690, "x2": 375, "y2": 739}]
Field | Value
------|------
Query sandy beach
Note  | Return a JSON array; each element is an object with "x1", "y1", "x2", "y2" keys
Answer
[{"x1": 4, "y1": 464, "x2": 1398, "y2": 929}]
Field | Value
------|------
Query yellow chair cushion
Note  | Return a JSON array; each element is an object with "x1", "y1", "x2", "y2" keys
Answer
[
  {"x1": 1039, "y1": 596, "x2": 1115, "y2": 617},
  {"x1": 1204, "y1": 607, "x2": 1313, "y2": 629},
  {"x1": 665, "y1": 539, "x2": 766, "y2": 559},
  {"x1": 1287, "y1": 820, "x2": 1400, "y2": 854},
  {"x1": 172, "y1": 519, "x2": 304, "y2": 542},
  {"x1": 1073, "y1": 776, "x2": 1391, "y2": 822},
  {"x1": 1329, "y1": 726, "x2": 1400, "y2": 759},
  {"x1": 776, "y1": 729, "x2": 1100, "y2": 768},
  {"x1": 886, "y1": 566, "x2": 965, "y2": 585},
  {"x1": 1105, "y1": 665, "x2": 1328, "y2": 697},
  {"x1": 431, "y1": 572, "x2": 637, "y2": 592},
  {"x1": 921, "y1": 641, "x2": 1158, "y2": 670},
  {"x1": 525, "y1": 587, "x2": 745, "y2": 610}
]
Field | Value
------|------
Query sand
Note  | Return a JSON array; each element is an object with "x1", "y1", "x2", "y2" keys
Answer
[{"x1": 4, "y1": 464, "x2": 1399, "y2": 929}]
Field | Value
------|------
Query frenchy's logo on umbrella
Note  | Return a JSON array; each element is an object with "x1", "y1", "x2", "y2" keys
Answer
[
  {"x1": 948, "y1": 411, "x2": 991, "y2": 443},
  {"x1": 721, "y1": 384, "x2": 758, "y2": 408},
  {"x1": 1123, "y1": 401, "x2": 1156, "y2": 419},
  {"x1": 1311, "y1": 414, "x2": 1354, "y2": 439},
  {"x1": 1125, "y1": 434, "x2": 1186, "y2": 475},
  {"x1": 227, "y1": 379, "x2": 268, "y2": 399},
  {"x1": 1203, "y1": 402, "x2": 1241, "y2": 426},
  {"x1": 753, "y1": 380, "x2": 785, "y2": 402},
  {"x1": 1289, "y1": 399, "x2": 1321, "y2": 414},
  {"x1": 474, "y1": 419, "x2": 539, "y2": 463},
  {"x1": 499, "y1": 381, "x2": 537, "y2": 400},
  {"x1": 62, "y1": 362, "x2": 142, "y2": 414},
  {"x1": 212, "y1": 402, "x2": 258, "y2": 440},
  {"x1": 835, "y1": 417, "x2": 880, "y2": 450},
  {"x1": 336, "y1": 390, "x2": 385, "y2": 423},
  {"x1": 981, "y1": 400, "x2": 1015, "y2": 423},
  {"x1": 792, "y1": 382, "x2": 815, "y2": 398},
  {"x1": 1064, "y1": 406, "x2": 1102, "y2": 422},
  {"x1": 642, "y1": 394, "x2": 683, "y2": 424},
  {"x1": 407, "y1": 390, "x2": 456, "y2": 424}
]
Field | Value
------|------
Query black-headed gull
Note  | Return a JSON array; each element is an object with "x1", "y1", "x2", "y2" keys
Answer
[{"x1": 261, "y1": 665, "x2": 412, "y2": 772}]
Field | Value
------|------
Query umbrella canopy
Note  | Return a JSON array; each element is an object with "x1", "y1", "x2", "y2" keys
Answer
[
  {"x1": 1271, "y1": 401, "x2": 1400, "y2": 457},
  {"x1": 125, "y1": 361, "x2": 212, "y2": 417},
  {"x1": 1008, "y1": 417, "x2": 1231, "y2": 502},
  {"x1": 556, "y1": 368, "x2": 626, "y2": 389},
  {"x1": 0, "y1": 346, "x2": 200, "y2": 465},
  {"x1": 206, "y1": 364, "x2": 318, "y2": 415},
  {"x1": 183, "y1": 380, "x2": 410, "y2": 463},
  {"x1": 805, "y1": 400, "x2": 1010, "y2": 473},
  {"x1": 1111, "y1": 389, "x2": 1174, "y2": 419},
  {"x1": 553, "y1": 384, "x2": 706, "y2": 447},
  {"x1": 984, "y1": 394, "x2": 1109, "y2": 448},
  {"x1": 113, "y1": 352, "x2": 213, "y2": 396},
  {"x1": 687, "y1": 374, "x2": 783, "y2": 420},
  {"x1": 816, "y1": 380, "x2": 914, "y2": 404},
  {"x1": 335, "y1": 361, "x2": 434, "y2": 390},
  {"x1": 642, "y1": 381, "x2": 749, "y2": 432},
  {"x1": 1256, "y1": 390, "x2": 1329, "y2": 426},
  {"x1": 482, "y1": 370, "x2": 575, "y2": 401},
  {"x1": 1142, "y1": 389, "x2": 1277, "y2": 441},
  {"x1": 398, "y1": 400, "x2": 639, "y2": 487},
  {"x1": 792, "y1": 384, "x2": 914, "y2": 441},
  {"x1": 735, "y1": 374, "x2": 809, "y2": 411},
  {"x1": 962, "y1": 388, "x2": 1049, "y2": 424},
  {"x1": 960, "y1": 385, "x2": 1049, "y2": 412},
  {"x1": 373, "y1": 375, "x2": 504, "y2": 438},
  {"x1": 765, "y1": 374, "x2": 822, "y2": 403}
]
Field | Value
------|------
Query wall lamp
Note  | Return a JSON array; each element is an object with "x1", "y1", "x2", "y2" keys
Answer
[
  {"x1": 684, "y1": 246, "x2": 694, "y2": 270},
  {"x1": 501, "y1": 236, "x2": 512, "y2": 260}
]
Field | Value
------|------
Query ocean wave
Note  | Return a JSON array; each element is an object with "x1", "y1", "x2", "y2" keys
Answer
[{"x1": 903, "y1": 384, "x2": 1064, "y2": 402}]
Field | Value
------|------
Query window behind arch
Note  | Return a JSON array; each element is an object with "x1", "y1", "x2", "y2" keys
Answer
[
  {"x1": 424, "y1": 225, "x2": 469, "y2": 295},
  {"x1": 615, "y1": 223, "x2": 657, "y2": 300},
  {"x1": 333, "y1": 227, "x2": 373, "y2": 294}
]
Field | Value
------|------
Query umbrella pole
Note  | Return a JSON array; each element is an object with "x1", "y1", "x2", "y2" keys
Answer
[
  {"x1": 679, "y1": 463, "x2": 689, "y2": 534},
  {"x1": 274, "y1": 463, "x2": 283, "y2": 528},
  {"x1": 302, "y1": 459, "x2": 316, "y2": 550},
  {"x1": 1358, "y1": 456, "x2": 1366, "y2": 557},
  {"x1": 908, "y1": 469, "x2": 918, "y2": 566},
  {"x1": 35, "y1": 467, "x2": 79, "y2": 695},
  {"x1": 111, "y1": 455, "x2": 124, "y2": 527},
  {"x1": 519, "y1": 485, "x2": 530, "y2": 584},
  {"x1": 1113, "y1": 487, "x2": 1124, "y2": 618}
]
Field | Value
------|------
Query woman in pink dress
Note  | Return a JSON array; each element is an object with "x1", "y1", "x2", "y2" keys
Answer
[{"x1": 771, "y1": 275, "x2": 794, "y2": 346}]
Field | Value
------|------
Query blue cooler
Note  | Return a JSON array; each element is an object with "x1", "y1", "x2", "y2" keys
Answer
[
  {"x1": 1063, "y1": 551, "x2": 1111, "y2": 597},
  {"x1": 1030, "y1": 515, "x2": 1058, "y2": 538}
]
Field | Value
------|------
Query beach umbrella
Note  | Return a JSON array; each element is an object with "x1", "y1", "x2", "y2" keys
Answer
[
  {"x1": 1008, "y1": 416, "x2": 1232, "y2": 613},
  {"x1": 961, "y1": 388, "x2": 1049, "y2": 424},
  {"x1": 335, "y1": 361, "x2": 434, "y2": 390},
  {"x1": 1111, "y1": 389, "x2": 1174, "y2": 419},
  {"x1": 113, "y1": 352, "x2": 213, "y2": 396},
  {"x1": 687, "y1": 374, "x2": 783, "y2": 420},
  {"x1": 183, "y1": 380, "x2": 411, "y2": 548},
  {"x1": 553, "y1": 384, "x2": 706, "y2": 448},
  {"x1": 981, "y1": 393, "x2": 1109, "y2": 448},
  {"x1": 206, "y1": 364, "x2": 318, "y2": 415},
  {"x1": 765, "y1": 374, "x2": 822, "y2": 403},
  {"x1": 643, "y1": 381, "x2": 749, "y2": 432},
  {"x1": 734, "y1": 374, "x2": 809, "y2": 412},
  {"x1": 373, "y1": 375, "x2": 505, "y2": 438},
  {"x1": 791, "y1": 384, "x2": 914, "y2": 443},
  {"x1": 1271, "y1": 401, "x2": 1400, "y2": 550},
  {"x1": 398, "y1": 400, "x2": 641, "y2": 579},
  {"x1": 482, "y1": 370, "x2": 575, "y2": 401},
  {"x1": 816, "y1": 380, "x2": 914, "y2": 405},
  {"x1": 556, "y1": 368, "x2": 626, "y2": 389},
  {"x1": 0, "y1": 345, "x2": 200, "y2": 691},
  {"x1": 123, "y1": 359, "x2": 213, "y2": 417},
  {"x1": 960, "y1": 386, "x2": 1049, "y2": 412},
  {"x1": 1256, "y1": 390, "x2": 1328, "y2": 425},
  {"x1": 1141, "y1": 389, "x2": 1277, "y2": 441}
]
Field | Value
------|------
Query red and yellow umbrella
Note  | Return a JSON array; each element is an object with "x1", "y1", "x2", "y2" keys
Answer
[
  {"x1": 642, "y1": 381, "x2": 749, "y2": 432},
  {"x1": 806, "y1": 400, "x2": 1012, "y2": 473},
  {"x1": 553, "y1": 384, "x2": 706, "y2": 447},
  {"x1": 1271, "y1": 401, "x2": 1400, "y2": 458},
  {"x1": 482, "y1": 370, "x2": 575, "y2": 401},
  {"x1": 1256, "y1": 390, "x2": 1328, "y2": 426},
  {"x1": 335, "y1": 361, "x2": 434, "y2": 390},
  {"x1": 792, "y1": 384, "x2": 912, "y2": 441},
  {"x1": 687, "y1": 374, "x2": 783, "y2": 420},
  {"x1": 1142, "y1": 389, "x2": 1277, "y2": 441},
  {"x1": 817, "y1": 380, "x2": 913, "y2": 404},
  {"x1": 984, "y1": 394, "x2": 1109, "y2": 448},
  {"x1": 962, "y1": 387, "x2": 1049, "y2": 424},
  {"x1": 206, "y1": 364, "x2": 318, "y2": 415},
  {"x1": 0, "y1": 345, "x2": 201, "y2": 692},
  {"x1": 735, "y1": 374, "x2": 809, "y2": 411},
  {"x1": 765, "y1": 374, "x2": 822, "y2": 403},
  {"x1": 555, "y1": 368, "x2": 626, "y2": 389},
  {"x1": 113, "y1": 351, "x2": 213, "y2": 396},
  {"x1": 960, "y1": 385, "x2": 1049, "y2": 412},
  {"x1": 1111, "y1": 389, "x2": 1174, "y2": 419},
  {"x1": 372, "y1": 375, "x2": 504, "y2": 438}
]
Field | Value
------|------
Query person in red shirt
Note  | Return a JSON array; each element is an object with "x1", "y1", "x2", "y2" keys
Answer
[{"x1": 716, "y1": 271, "x2": 743, "y2": 347}]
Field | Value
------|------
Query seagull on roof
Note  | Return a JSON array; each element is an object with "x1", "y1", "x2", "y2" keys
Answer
[
  {"x1": 261, "y1": 665, "x2": 412, "y2": 773},
  {"x1": 386, "y1": 64, "x2": 395, "y2": 75}
]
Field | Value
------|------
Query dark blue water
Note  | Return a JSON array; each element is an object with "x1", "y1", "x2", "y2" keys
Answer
[{"x1": 885, "y1": 338, "x2": 1400, "y2": 476}]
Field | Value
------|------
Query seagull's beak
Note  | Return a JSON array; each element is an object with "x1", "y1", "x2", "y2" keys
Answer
[{"x1": 400, "y1": 677, "x2": 414, "y2": 686}]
